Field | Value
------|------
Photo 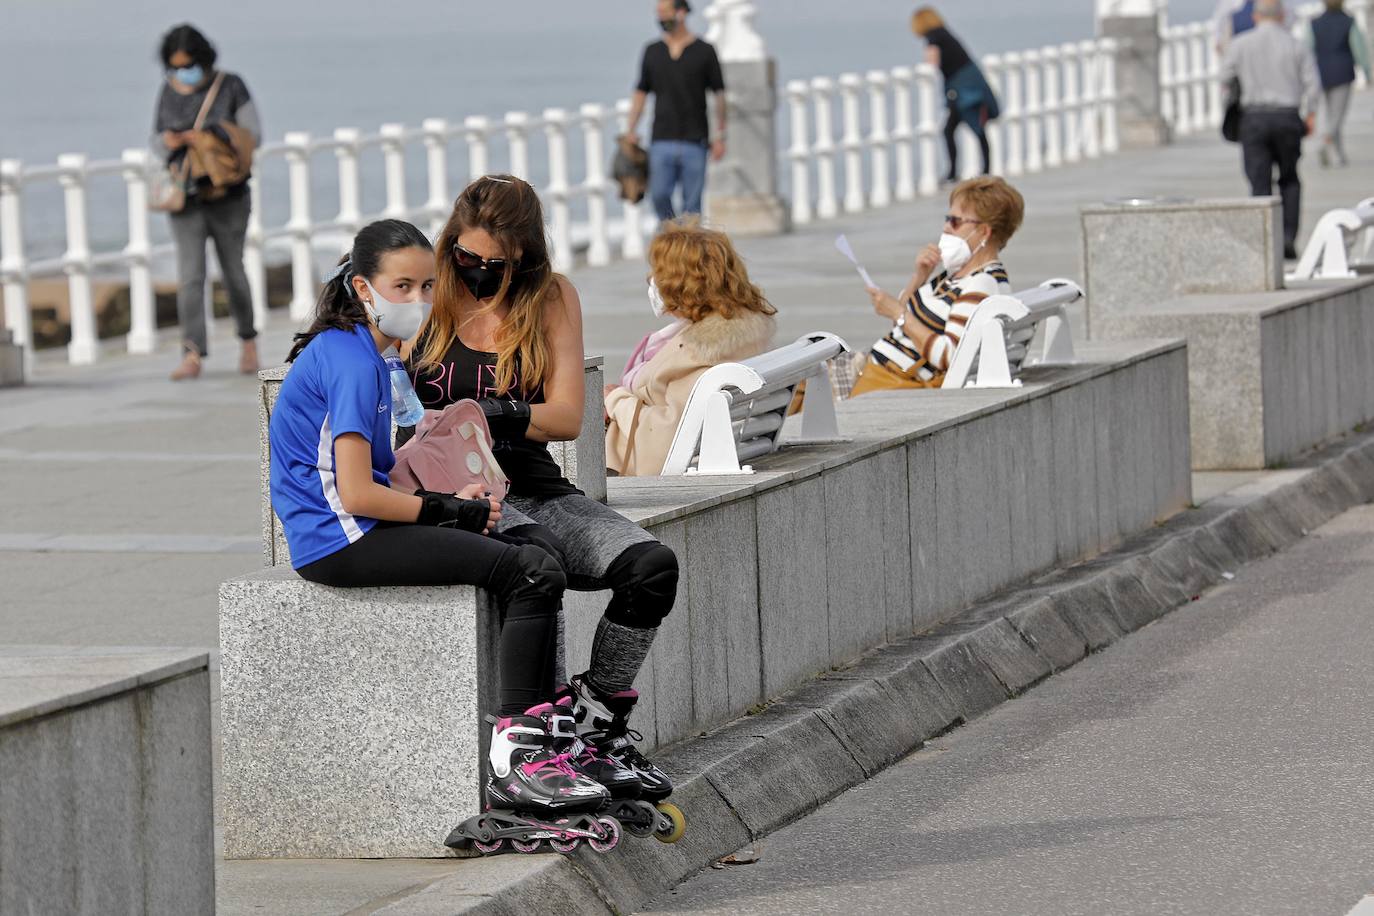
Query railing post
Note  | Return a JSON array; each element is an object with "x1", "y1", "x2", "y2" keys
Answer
[
  {"x1": 614, "y1": 99, "x2": 645, "y2": 260},
  {"x1": 57, "y1": 154, "x2": 97, "y2": 365},
  {"x1": 866, "y1": 70, "x2": 892, "y2": 209},
  {"x1": 1098, "y1": 39, "x2": 1120, "y2": 154},
  {"x1": 981, "y1": 55, "x2": 1005, "y2": 176},
  {"x1": 505, "y1": 112, "x2": 531, "y2": 181},
  {"x1": 580, "y1": 103, "x2": 612, "y2": 267},
  {"x1": 1042, "y1": 46, "x2": 1064, "y2": 168},
  {"x1": 1061, "y1": 43, "x2": 1082, "y2": 163},
  {"x1": 1159, "y1": 29, "x2": 1176, "y2": 129},
  {"x1": 890, "y1": 67, "x2": 916, "y2": 201},
  {"x1": 1023, "y1": 50, "x2": 1044, "y2": 173},
  {"x1": 1078, "y1": 40, "x2": 1101, "y2": 159},
  {"x1": 838, "y1": 73, "x2": 866, "y2": 213},
  {"x1": 786, "y1": 80, "x2": 813, "y2": 225},
  {"x1": 120, "y1": 149, "x2": 156, "y2": 354},
  {"x1": 244, "y1": 174, "x2": 268, "y2": 332},
  {"x1": 380, "y1": 123, "x2": 408, "y2": 219},
  {"x1": 423, "y1": 118, "x2": 450, "y2": 235},
  {"x1": 1, "y1": 159, "x2": 31, "y2": 359},
  {"x1": 464, "y1": 116, "x2": 491, "y2": 183},
  {"x1": 543, "y1": 108, "x2": 574, "y2": 273},
  {"x1": 1189, "y1": 24, "x2": 1209, "y2": 130},
  {"x1": 1169, "y1": 29, "x2": 1192, "y2": 134},
  {"x1": 915, "y1": 64, "x2": 940, "y2": 196},
  {"x1": 811, "y1": 77, "x2": 839, "y2": 219},
  {"x1": 284, "y1": 132, "x2": 315, "y2": 322},
  {"x1": 1205, "y1": 35, "x2": 1223, "y2": 128},
  {"x1": 1003, "y1": 52, "x2": 1025, "y2": 175},
  {"x1": 334, "y1": 127, "x2": 362, "y2": 236},
  {"x1": 1352, "y1": 0, "x2": 1371, "y2": 88}
]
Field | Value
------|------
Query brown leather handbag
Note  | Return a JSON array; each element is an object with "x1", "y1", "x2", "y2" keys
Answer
[{"x1": 149, "y1": 73, "x2": 225, "y2": 213}]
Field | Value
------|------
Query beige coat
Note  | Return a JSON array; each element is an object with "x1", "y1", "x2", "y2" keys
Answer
[{"x1": 605, "y1": 309, "x2": 776, "y2": 476}]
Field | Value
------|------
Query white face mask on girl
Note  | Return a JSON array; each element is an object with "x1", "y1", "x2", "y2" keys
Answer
[
  {"x1": 363, "y1": 280, "x2": 430, "y2": 341},
  {"x1": 938, "y1": 230, "x2": 986, "y2": 275},
  {"x1": 648, "y1": 278, "x2": 668, "y2": 318}
]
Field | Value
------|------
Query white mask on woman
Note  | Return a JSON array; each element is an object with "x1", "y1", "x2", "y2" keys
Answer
[
  {"x1": 938, "y1": 231, "x2": 985, "y2": 275},
  {"x1": 363, "y1": 280, "x2": 430, "y2": 340},
  {"x1": 648, "y1": 278, "x2": 668, "y2": 318}
]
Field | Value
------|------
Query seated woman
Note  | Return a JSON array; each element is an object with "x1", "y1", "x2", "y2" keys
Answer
[
  {"x1": 268, "y1": 219, "x2": 608, "y2": 847},
  {"x1": 605, "y1": 219, "x2": 776, "y2": 476},
  {"x1": 404, "y1": 176, "x2": 680, "y2": 815},
  {"x1": 850, "y1": 176, "x2": 1024, "y2": 397}
]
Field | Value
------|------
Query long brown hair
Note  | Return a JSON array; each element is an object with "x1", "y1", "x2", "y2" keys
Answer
[
  {"x1": 419, "y1": 175, "x2": 561, "y2": 397},
  {"x1": 649, "y1": 219, "x2": 775, "y2": 323}
]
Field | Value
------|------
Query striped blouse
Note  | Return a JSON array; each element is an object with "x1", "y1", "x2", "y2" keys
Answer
[{"x1": 868, "y1": 262, "x2": 1011, "y2": 383}]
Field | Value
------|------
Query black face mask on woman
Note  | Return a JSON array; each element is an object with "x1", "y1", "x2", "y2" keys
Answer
[{"x1": 457, "y1": 264, "x2": 505, "y2": 301}]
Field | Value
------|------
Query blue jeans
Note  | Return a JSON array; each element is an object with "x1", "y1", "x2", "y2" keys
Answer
[{"x1": 648, "y1": 140, "x2": 709, "y2": 221}]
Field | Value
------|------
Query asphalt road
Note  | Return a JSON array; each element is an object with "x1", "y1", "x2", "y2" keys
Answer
[{"x1": 643, "y1": 504, "x2": 1374, "y2": 916}]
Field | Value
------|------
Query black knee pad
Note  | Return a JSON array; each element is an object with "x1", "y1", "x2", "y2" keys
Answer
[
  {"x1": 604, "y1": 543, "x2": 678, "y2": 627},
  {"x1": 491, "y1": 543, "x2": 567, "y2": 612}
]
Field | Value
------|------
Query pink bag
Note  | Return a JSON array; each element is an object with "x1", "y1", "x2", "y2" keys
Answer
[{"x1": 391, "y1": 400, "x2": 508, "y2": 501}]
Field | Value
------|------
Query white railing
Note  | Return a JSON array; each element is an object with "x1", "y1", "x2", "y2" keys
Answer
[
  {"x1": 8, "y1": 3, "x2": 1369, "y2": 370},
  {"x1": 784, "y1": 36, "x2": 1120, "y2": 227},
  {"x1": 0, "y1": 101, "x2": 643, "y2": 366}
]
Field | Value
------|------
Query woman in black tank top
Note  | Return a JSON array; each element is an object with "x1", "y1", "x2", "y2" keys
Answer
[{"x1": 406, "y1": 176, "x2": 682, "y2": 809}]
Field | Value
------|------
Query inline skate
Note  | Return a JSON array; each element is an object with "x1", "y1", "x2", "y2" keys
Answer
[
  {"x1": 444, "y1": 702, "x2": 621, "y2": 855},
  {"x1": 565, "y1": 673, "x2": 686, "y2": 844}
]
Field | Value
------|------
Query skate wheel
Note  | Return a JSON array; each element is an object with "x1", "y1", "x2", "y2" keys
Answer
[
  {"x1": 588, "y1": 816, "x2": 621, "y2": 853},
  {"x1": 549, "y1": 836, "x2": 580, "y2": 854},
  {"x1": 654, "y1": 803, "x2": 686, "y2": 844},
  {"x1": 623, "y1": 802, "x2": 657, "y2": 838},
  {"x1": 473, "y1": 838, "x2": 505, "y2": 855},
  {"x1": 511, "y1": 838, "x2": 542, "y2": 854}
]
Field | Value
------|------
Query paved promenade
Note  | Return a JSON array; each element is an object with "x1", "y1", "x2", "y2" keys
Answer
[{"x1": 1, "y1": 93, "x2": 1370, "y2": 913}]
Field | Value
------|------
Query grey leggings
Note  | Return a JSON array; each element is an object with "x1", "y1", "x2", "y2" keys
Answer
[
  {"x1": 1320, "y1": 83, "x2": 1353, "y2": 157},
  {"x1": 169, "y1": 189, "x2": 256, "y2": 357}
]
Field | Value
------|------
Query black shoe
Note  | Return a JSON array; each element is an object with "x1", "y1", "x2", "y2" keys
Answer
[{"x1": 1284, "y1": 244, "x2": 1299, "y2": 260}]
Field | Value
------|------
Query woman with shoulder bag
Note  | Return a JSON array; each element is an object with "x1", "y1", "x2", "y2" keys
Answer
[{"x1": 152, "y1": 23, "x2": 261, "y2": 381}]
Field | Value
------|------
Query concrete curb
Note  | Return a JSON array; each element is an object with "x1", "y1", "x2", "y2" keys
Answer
[{"x1": 399, "y1": 430, "x2": 1374, "y2": 916}]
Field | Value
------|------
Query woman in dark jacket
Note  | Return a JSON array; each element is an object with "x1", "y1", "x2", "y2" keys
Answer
[
  {"x1": 912, "y1": 6, "x2": 999, "y2": 182},
  {"x1": 153, "y1": 23, "x2": 262, "y2": 381},
  {"x1": 1307, "y1": 0, "x2": 1372, "y2": 167}
]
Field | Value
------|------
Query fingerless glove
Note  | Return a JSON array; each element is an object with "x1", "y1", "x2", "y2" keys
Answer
[
  {"x1": 476, "y1": 396, "x2": 532, "y2": 441},
  {"x1": 415, "y1": 489, "x2": 491, "y2": 532}
]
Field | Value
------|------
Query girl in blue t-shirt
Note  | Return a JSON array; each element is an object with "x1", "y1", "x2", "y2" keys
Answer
[{"x1": 268, "y1": 219, "x2": 614, "y2": 853}]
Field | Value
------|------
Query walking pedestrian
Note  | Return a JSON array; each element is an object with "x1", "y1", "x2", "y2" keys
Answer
[
  {"x1": 624, "y1": 0, "x2": 727, "y2": 222},
  {"x1": 1307, "y1": 0, "x2": 1372, "y2": 167},
  {"x1": 1212, "y1": 0, "x2": 1292, "y2": 52},
  {"x1": 153, "y1": 24, "x2": 261, "y2": 381},
  {"x1": 912, "y1": 7, "x2": 999, "y2": 183},
  {"x1": 1221, "y1": 0, "x2": 1320, "y2": 260}
]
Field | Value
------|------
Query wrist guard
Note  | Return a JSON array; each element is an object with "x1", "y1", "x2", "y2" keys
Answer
[
  {"x1": 476, "y1": 396, "x2": 532, "y2": 440},
  {"x1": 415, "y1": 489, "x2": 491, "y2": 532}
]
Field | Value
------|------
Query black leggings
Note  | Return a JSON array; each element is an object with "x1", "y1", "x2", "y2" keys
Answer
[
  {"x1": 944, "y1": 106, "x2": 990, "y2": 180},
  {"x1": 298, "y1": 522, "x2": 565, "y2": 715}
]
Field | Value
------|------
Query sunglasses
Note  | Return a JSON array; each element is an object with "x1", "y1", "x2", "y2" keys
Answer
[
  {"x1": 452, "y1": 243, "x2": 519, "y2": 273},
  {"x1": 944, "y1": 214, "x2": 984, "y2": 231}
]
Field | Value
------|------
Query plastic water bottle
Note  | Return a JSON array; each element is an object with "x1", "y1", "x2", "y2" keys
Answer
[{"x1": 382, "y1": 346, "x2": 424, "y2": 427}]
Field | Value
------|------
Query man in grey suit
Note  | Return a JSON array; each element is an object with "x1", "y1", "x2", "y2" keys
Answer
[{"x1": 1221, "y1": 0, "x2": 1320, "y2": 259}]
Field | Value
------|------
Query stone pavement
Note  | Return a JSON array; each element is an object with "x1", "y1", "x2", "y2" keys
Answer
[{"x1": 0, "y1": 92, "x2": 1370, "y2": 914}]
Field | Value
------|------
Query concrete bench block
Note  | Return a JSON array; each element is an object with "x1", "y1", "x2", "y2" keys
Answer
[
  {"x1": 1099, "y1": 277, "x2": 1374, "y2": 469},
  {"x1": 1081, "y1": 196, "x2": 1283, "y2": 334},
  {"x1": 0, "y1": 649, "x2": 213, "y2": 914},
  {"x1": 646, "y1": 521, "x2": 693, "y2": 747},
  {"x1": 219, "y1": 569, "x2": 488, "y2": 858}
]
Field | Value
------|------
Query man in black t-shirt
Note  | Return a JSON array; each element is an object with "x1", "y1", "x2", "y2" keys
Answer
[{"x1": 625, "y1": 0, "x2": 727, "y2": 221}]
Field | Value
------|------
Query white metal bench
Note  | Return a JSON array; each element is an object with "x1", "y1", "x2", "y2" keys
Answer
[
  {"x1": 1288, "y1": 197, "x2": 1374, "y2": 281},
  {"x1": 941, "y1": 279, "x2": 1082, "y2": 389},
  {"x1": 660, "y1": 332, "x2": 851, "y2": 476}
]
